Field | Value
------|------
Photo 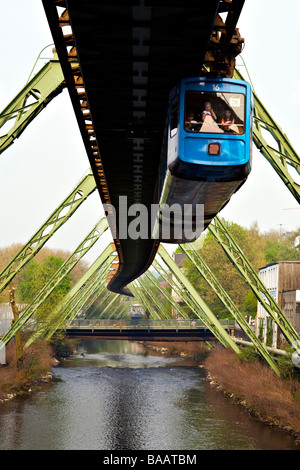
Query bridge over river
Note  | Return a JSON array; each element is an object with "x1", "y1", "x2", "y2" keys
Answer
[{"x1": 64, "y1": 319, "x2": 235, "y2": 342}]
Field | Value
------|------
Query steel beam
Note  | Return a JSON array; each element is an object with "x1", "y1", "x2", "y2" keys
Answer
[
  {"x1": 0, "y1": 171, "x2": 96, "y2": 295},
  {"x1": 234, "y1": 68, "x2": 300, "y2": 203},
  {"x1": 0, "y1": 217, "x2": 108, "y2": 349},
  {"x1": 39, "y1": 245, "x2": 116, "y2": 342},
  {"x1": 62, "y1": 265, "x2": 111, "y2": 322},
  {"x1": 130, "y1": 283, "x2": 160, "y2": 320},
  {"x1": 179, "y1": 242, "x2": 283, "y2": 377},
  {"x1": 157, "y1": 245, "x2": 240, "y2": 353},
  {"x1": 208, "y1": 216, "x2": 300, "y2": 347},
  {"x1": 135, "y1": 277, "x2": 170, "y2": 320},
  {"x1": 98, "y1": 293, "x2": 120, "y2": 318},
  {"x1": 0, "y1": 55, "x2": 65, "y2": 155},
  {"x1": 144, "y1": 270, "x2": 190, "y2": 320}
]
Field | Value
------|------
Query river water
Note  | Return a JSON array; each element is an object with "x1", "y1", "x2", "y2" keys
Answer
[{"x1": 0, "y1": 340, "x2": 298, "y2": 450}]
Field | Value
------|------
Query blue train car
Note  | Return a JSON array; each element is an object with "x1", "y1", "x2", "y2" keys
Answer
[{"x1": 154, "y1": 77, "x2": 253, "y2": 243}]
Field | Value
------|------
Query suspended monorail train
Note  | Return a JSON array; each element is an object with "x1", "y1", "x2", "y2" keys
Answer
[{"x1": 154, "y1": 77, "x2": 253, "y2": 243}]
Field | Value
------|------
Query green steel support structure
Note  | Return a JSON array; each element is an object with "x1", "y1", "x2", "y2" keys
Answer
[
  {"x1": 58, "y1": 264, "x2": 112, "y2": 324},
  {"x1": 97, "y1": 293, "x2": 120, "y2": 318},
  {"x1": 144, "y1": 271, "x2": 190, "y2": 320},
  {"x1": 234, "y1": 68, "x2": 300, "y2": 203},
  {"x1": 157, "y1": 245, "x2": 240, "y2": 353},
  {"x1": 0, "y1": 217, "x2": 108, "y2": 350},
  {"x1": 130, "y1": 283, "x2": 160, "y2": 320},
  {"x1": 41, "y1": 243, "x2": 117, "y2": 341},
  {"x1": 152, "y1": 260, "x2": 198, "y2": 317},
  {"x1": 0, "y1": 55, "x2": 65, "y2": 155},
  {"x1": 179, "y1": 242, "x2": 283, "y2": 377},
  {"x1": 0, "y1": 171, "x2": 96, "y2": 295},
  {"x1": 71, "y1": 272, "x2": 111, "y2": 320},
  {"x1": 106, "y1": 301, "x2": 127, "y2": 320},
  {"x1": 134, "y1": 277, "x2": 171, "y2": 320},
  {"x1": 39, "y1": 256, "x2": 114, "y2": 342},
  {"x1": 82, "y1": 286, "x2": 111, "y2": 319},
  {"x1": 152, "y1": 258, "x2": 231, "y2": 337},
  {"x1": 208, "y1": 216, "x2": 300, "y2": 347},
  {"x1": 0, "y1": 55, "x2": 298, "y2": 376},
  {"x1": 71, "y1": 281, "x2": 109, "y2": 318}
]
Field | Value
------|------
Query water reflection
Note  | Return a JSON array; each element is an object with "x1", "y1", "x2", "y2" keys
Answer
[{"x1": 0, "y1": 340, "x2": 298, "y2": 450}]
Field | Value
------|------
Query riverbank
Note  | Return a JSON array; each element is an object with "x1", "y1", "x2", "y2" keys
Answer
[
  {"x1": 0, "y1": 335, "x2": 76, "y2": 403},
  {"x1": 145, "y1": 341, "x2": 300, "y2": 445},
  {"x1": 0, "y1": 340, "x2": 56, "y2": 403}
]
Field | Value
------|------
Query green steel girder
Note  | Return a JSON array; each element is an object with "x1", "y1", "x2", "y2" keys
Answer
[
  {"x1": 130, "y1": 283, "x2": 160, "y2": 320},
  {"x1": 208, "y1": 216, "x2": 300, "y2": 346},
  {"x1": 152, "y1": 260, "x2": 191, "y2": 309},
  {"x1": 144, "y1": 271, "x2": 190, "y2": 320},
  {"x1": 98, "y1": 293, "x2": 120, "y2": 318},
  {"x1": 157, "y1": 245, "x2": 240, "y2": 353},
  {"x1": 0, "y1": 56, "x2": 65, "y2": 155},
  {"x1": 40, "y1": 257, "x2": 114, "y2": 341},
  {"x1": 234, "y1": 68, "x2": 300, "y2": 203},
  {"x1": 135, "y1": 277, "x2": 171, "y2": 320},
  {"x1": 41, "y1": 265, "x2": 112, "y2": 339},
  {"x1": 83, "y1": 285, "x2": 111, "y2": 319},
  {"x1": 153, "y1": 258, "x2": 222, "y2": 329},
  {"x1": 62, "y1": 265, "x2": 111, "y2": 322},
  {"x1": 179, "y1": 242, "x2": 283, "y2": 377},
  {"x1": 0, "y1": 217, "x2": 108, "y2": 349},
  {"x1": 40, "y1": 243, "x2": 116, "y2": 341},
  {"x1": 74, "y1": 269, "x2": 112, "y2": 320},
  {"x1": 0, "y1": 171, "x2": 96, "y2": 295}
]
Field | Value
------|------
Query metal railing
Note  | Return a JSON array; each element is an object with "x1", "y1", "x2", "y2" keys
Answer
[{"x1": 65, "y1": 318, "x2": 235, "y2": 331}]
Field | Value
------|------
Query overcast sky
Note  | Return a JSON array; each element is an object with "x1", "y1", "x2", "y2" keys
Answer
[{"x1": 0, "y1": 1, "x2": 299, "y2": 265}]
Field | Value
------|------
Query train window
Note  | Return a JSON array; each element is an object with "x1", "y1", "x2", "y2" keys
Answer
[
  {"x1": 170, "y1": 99, "x2": 179, "y2": 137},
  {"x1": 185, "y1": 91, "x2": 245, "y2": 134}
]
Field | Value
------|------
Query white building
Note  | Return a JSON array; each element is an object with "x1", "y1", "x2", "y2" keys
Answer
[{"x1": 256, "y1": 262, "x2": 300, "y2": 348}]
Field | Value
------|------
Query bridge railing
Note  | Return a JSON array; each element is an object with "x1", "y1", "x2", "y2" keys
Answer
[{"x1": 65, "y1": 318, "x2": 234, "y2": 331}]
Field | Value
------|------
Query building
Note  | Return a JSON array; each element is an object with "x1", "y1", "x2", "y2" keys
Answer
[
  {"x1": 256, "y1": 261, "x2": 300, "y2": 347},
  {"x1": 0, "y1": 303, "x2": 13, "y2": 335}
]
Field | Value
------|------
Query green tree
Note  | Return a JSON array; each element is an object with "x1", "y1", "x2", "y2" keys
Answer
[
  {"x1": 18, "y1": 255, "x2": 72, "y2": 324},
  {"x1": 264, "y1": 229, "x2": 300, "y2": 264},
  {"x1": 181, "y1": 221, "x2": 266, "y2": 318}
]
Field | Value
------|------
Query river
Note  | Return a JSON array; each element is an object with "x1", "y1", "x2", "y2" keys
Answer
[{"x1": 0, "y1": 339, "x2": 298, "y2": 451}]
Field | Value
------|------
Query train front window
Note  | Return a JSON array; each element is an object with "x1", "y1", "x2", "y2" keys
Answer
[{"x1": 184, "y1": 91, "x2": 245, "y2": 134}]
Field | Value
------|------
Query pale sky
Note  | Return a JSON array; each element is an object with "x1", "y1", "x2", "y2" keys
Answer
[{"x1": 0, "y1": 1, "x2": 299, "y2": 266}]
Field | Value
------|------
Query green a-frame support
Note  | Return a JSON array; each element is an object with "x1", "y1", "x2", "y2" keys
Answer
[
  {"x1": 0, "y1": 217, "x2": 109, "y2": 349},
  {"x1": 234, "y1": 68, "x2": 300, "y2": 203}
]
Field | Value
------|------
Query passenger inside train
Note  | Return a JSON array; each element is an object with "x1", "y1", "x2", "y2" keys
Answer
[{"x1": 184, "y1": 90, "x2": 245, "y2": 135}]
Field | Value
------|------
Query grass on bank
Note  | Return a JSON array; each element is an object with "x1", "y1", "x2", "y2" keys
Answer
[{"x1": 204, "y1": 347, "x2": 300, "y2": 436}]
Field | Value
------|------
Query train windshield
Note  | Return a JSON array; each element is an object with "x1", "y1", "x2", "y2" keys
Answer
[{"x1": 184, "y1": 91, "x2": 246, "y2": 135}]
